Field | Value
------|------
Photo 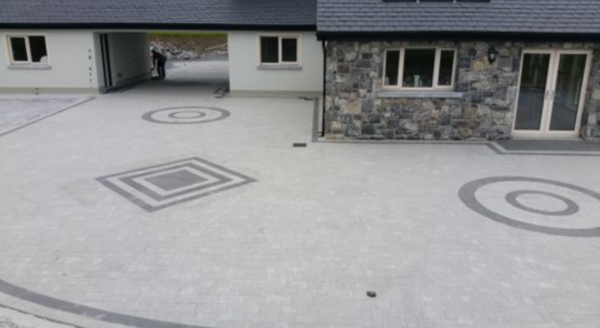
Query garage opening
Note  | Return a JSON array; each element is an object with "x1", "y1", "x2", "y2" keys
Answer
[{"x1": 97, "y1": 31, "x2": 229, "y2": 95}]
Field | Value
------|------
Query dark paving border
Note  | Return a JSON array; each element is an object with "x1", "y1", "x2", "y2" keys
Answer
[
  {"x1": 499, "y1": 139, "x2": 600, "y2": 152},
  {"x1": 168, "y1": 111, "x2": 206, "y2": 119},
  {"x1": 0, "y1": 97, "x2": 95, "y2": 138},
  {"x1": 489, "y1": 141, "x2": 600, "y2": 157},
  {"x1": 459, "y1": 176, "x2": 600, "y2": 237},
  {"x1": 316, "y1": 138, "x2": 600, "y2": 157},
  {"x1": 311, "y1": 98, "x2": 320, "y2": 143},
  {"x1": 0, "y1": 302, "x2": 84, "y2": 328},
  {"x1": 213, "y1": 86, "x2": 230, "y2": 99},
  {"x1": 0, "y1": 279, "x2": 210, "y2": 328},
  {"x1": 142, "y1": 106, "x2": 230, "y2": 125}
]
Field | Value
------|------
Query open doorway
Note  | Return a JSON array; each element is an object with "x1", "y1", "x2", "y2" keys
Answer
[
  {"x1": 148, "y1": 32, "x2": 229, "y2": 94},
  {"x1": 98, "y1": 31, "x2": 230, "y2": 95}
]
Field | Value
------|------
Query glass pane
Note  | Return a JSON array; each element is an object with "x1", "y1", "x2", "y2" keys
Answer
[
  {"x1": 438, "y1": 50, "x2": 455, "y2": 86},
  {"x1": 29, "y1": 36, "x2": 47, "y2": 62},
  {"x1": 515, "y1": 54, "x2": 551, "y2": 130},
  {"x1": 281, "y1": 38, "x2": 297, "y2": 62},
  {"x1": 549, "y1": 54, "x2": 587, "y2": 131},
  {"x1": 402, "y1": 49, "x2": 435, "y2": 88},
  {"x1": 10, "y1": 37, "x2": 28, "y2": 61},
  {"x1": 384, "y1": 51, "x2": 400, "y2": 86},
  {"x1": 260, "y1": 37, "x2": 279, "y2": 63}
]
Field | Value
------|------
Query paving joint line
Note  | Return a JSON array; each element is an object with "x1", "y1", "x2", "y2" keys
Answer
[
  {"x1": 0, "y1": 96, "x2": 95, "y2": 138},
  {"x1": 0, "y1": 279, "x2": 212, "y2": 328},
  {"x1": 0, "y1": 302, "x2": 86, "y2": 328}
]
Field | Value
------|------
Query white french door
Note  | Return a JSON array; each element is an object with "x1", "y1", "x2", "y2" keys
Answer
[{"x1": 513, "y1": 50, "x2": 592, "y2": 136}]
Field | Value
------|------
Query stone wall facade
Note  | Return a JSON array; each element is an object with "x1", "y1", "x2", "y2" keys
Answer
[
  {"x1": 324, "y1": 40, "x2": 600, "y2": 141},
  {"x1": 583, "y1": 46, "x2": 600, "y2": 140}
]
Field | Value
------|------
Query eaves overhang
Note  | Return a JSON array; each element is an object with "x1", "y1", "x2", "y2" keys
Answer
[
  {"x1": 0, "y1": 22, "x2": 317, "y2": 31},
  {"x1": 316, "y1": 31, "x2": 600, "y2": 42}
]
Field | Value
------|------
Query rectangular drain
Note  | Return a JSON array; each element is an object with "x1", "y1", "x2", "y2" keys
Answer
[{"x1": 293, "y1": 143, "x2": 307, "y2": 148}]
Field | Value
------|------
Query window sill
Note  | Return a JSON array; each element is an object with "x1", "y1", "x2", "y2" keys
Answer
[
  {"x1": 8, "y1": 63, "x2": 52, "y2": 70},
  {"x1": 377, "y1": 91, "x2": 463, "y2": 99},
  {"x1": 257, "y1": 64, "x2": 302, "y2": 71}
]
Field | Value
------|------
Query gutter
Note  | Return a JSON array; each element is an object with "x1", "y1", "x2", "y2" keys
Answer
[
  {"x1": 321, "y1": 40, "x2": 327, "y2": 138},
  {"x1": 0, "y1": 23, "x2": 317, "y2": 31},
  {"x1": 316, "y1": 31, "x2": 600, "y2": 42}
]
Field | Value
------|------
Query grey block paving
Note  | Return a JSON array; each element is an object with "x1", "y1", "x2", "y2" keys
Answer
[
  {"x1": 0, "y1": 64, "x2": 599, "y2": 328},
  {"x1": 0, "y1": 305, "x2": 77, "y2": 328},
  {"x1": 0, "y1": 97, "x2": 86, "y2": 136}
]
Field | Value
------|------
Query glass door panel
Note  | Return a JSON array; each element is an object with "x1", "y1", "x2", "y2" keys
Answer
[
  {"x1": 549, "y1": 54, "x2": 587, "y2": 131},
  {"x1": 514, "y1": 54, "x2": 551, "y2": 131}
]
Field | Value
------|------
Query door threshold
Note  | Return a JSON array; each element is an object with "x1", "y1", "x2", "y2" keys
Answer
[{"x1": 511, "y1": 135, "x2": 581, "y2": 141}]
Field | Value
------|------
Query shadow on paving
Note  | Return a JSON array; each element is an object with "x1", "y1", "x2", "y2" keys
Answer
[{"x1": 109, "y1": 59, "x2": 229, "y2": 95}]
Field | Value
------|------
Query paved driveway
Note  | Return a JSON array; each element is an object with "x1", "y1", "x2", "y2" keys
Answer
[
  {"x1": 0, "y1": 79, "x2": 599, "y2": 328},
  {"x1": 0, "y1": 96, "x2": 90, "y2": 136}
]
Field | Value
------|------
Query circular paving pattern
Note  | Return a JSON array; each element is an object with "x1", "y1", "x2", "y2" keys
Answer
[
  {"x1": 459, "y1": 176, "x2": 600, "y2": 237},
  {"x1": 142, "y1": 106, "x2": 230, "y2": 124},
  {"x1": 167, "y1": 111, "x2": 206, "y2": 119},
  {"x1": 505, "y1": 190, "x2": 580, "y2": 216}
]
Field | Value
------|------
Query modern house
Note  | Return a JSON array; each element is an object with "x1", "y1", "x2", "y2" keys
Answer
[
  {"x1": 317, "y1": 0, "x2": 600, "y2": 141},
  {"x1": 0, "y1": 0, "x2": 322, "y2": 96},
  {"x1": 1, "y1": 0, "x2": 599, "y2": 141}
]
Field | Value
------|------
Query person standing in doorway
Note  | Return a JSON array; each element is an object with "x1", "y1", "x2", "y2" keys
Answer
[{"x1": 151, "y1": 48, "x2": 167, "y2": 79}]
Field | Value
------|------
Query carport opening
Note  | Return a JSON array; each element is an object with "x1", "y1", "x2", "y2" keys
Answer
[{"x1": 98, "y1": 31, "x2": 229, "y2": 94}]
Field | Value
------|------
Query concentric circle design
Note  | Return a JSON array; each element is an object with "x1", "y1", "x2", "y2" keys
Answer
[
  {"x1": 142, "y1": 106, "x2": 230, "y2": 124},
  {"x1": 459, "y1": 177, "x2": 600, "y2": 237},
  {"x1": 505, "y1": 190, "x2": 579, "y2": 216},
  {"x1": 167, "y1": 111, "x2": 206, "y2": 119}
]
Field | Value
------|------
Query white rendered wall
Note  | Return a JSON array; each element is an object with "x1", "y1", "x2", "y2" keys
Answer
[
  {"x1": 0, "y1": 30, "x2": 100, "y2": 93},
  {"x1": 106, "y1": 33, "x2": 151, "y2": 88},
  {"x1": 228, "y1": 31, "x2": 323, "y2": 95}
]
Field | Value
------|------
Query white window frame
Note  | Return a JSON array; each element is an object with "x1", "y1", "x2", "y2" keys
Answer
[
  {"x1": 257, "y1": 35, "x2": 301, "y2": 66},
  {"x1": 6, "y1": 35, "x2": 49, "y2": 64},
  {"x1": 383, "y1": 47, "x2": 457, "y2": 90}
]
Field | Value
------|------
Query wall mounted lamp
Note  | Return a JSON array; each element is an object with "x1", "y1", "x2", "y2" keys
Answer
[{"x1": 488, "y1": 46, "x2": 499, "y2": 64}]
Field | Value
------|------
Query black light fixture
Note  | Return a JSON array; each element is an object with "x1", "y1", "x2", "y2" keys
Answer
[{"x1": 488, "y1": 46, "x2": 499, "y2": 64}]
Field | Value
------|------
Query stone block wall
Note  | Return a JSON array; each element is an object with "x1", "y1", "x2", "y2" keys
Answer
[
  {"x1": 583, "y1": 46, "x2": 600, "y2": 140},
  {"x1": 324, "y1": 40, "x2": 600, "y2": 141}
]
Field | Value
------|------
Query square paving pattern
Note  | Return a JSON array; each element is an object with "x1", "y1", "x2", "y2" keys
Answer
[{"x1": 97, "y1": 157, "x2": 256, "y2": 212}]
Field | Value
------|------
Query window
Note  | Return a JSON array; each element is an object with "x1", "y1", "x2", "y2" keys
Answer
[
  {"x1": 259, "y1": 36, "x2": 299, "y2": 65},
  {"x1": 384, "y1": 48, "x2": 456, "y2": 89},
  {"x1": 7, "y1": 36, "x2": 48, "y2": 64}
]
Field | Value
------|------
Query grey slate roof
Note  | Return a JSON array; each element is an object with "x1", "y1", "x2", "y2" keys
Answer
[
  {"x1": 318, "y1": 0, "x2": 600, "y2": 36},
  {"x1": 0, "y1": 0, "x2": 316, "y2": 29}
]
